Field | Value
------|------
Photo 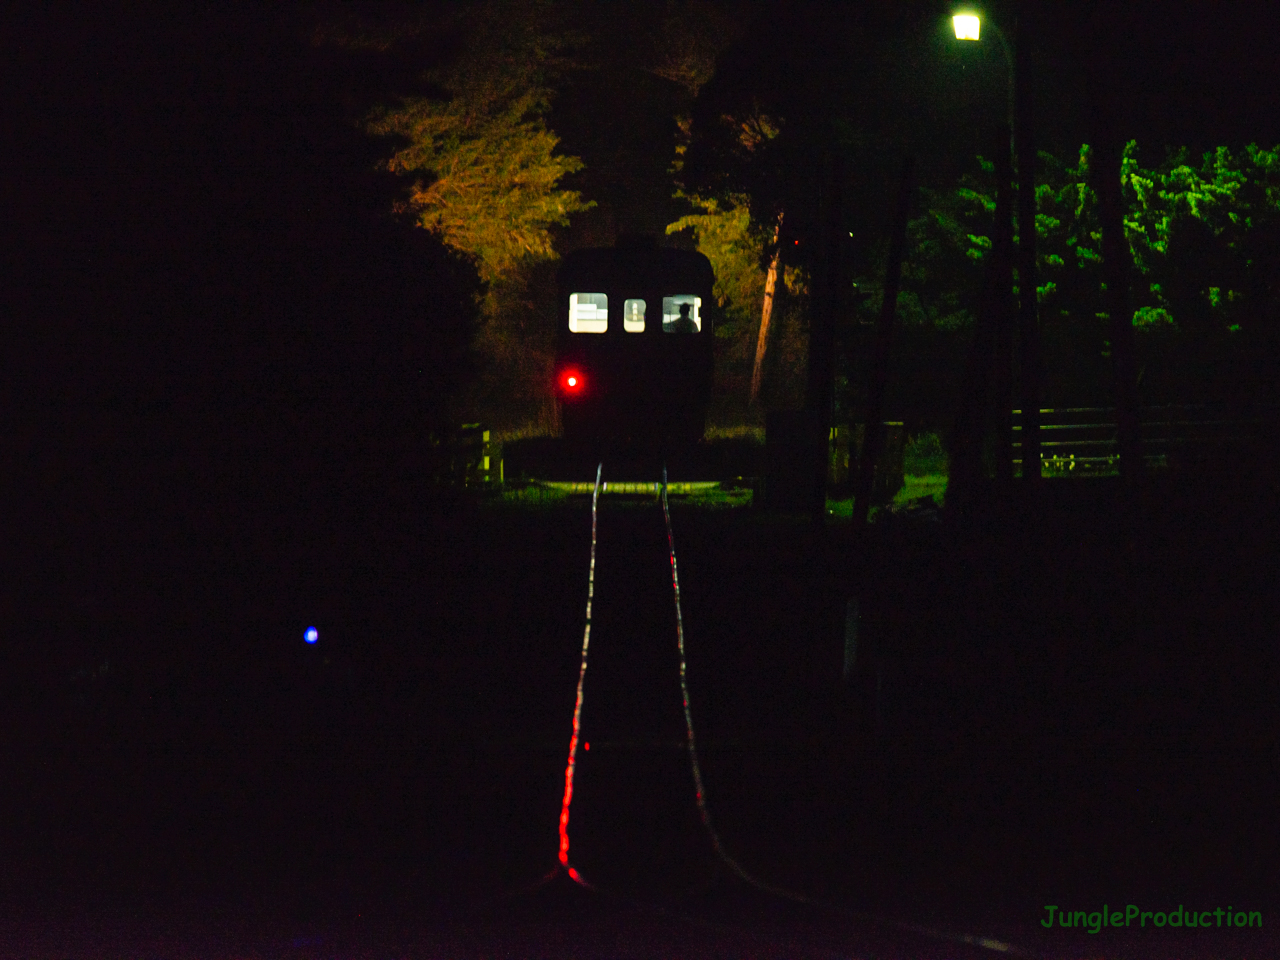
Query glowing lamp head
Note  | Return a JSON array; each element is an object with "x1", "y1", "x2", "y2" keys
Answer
[
  {"x1": 304, "y1": 626, "x2": 319, "y2": 644},
  {"x1": 953, "y1": 13, "x2": 980, "y2": 40},
  {"x1": 559, "y1": 368, "x2": 585, "y2": 395}
]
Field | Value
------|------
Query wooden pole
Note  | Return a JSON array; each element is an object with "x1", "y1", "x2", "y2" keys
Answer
[
  {"x1": 1092, "y1": 107, "x2": 1142, "y2": 484},
  {"x1": 852, "y1": 156, "x2": 914, "y2": 534},
  {"x1": 751, "y1": 212, "x2": 784, "y2": 405},
  {"x1": 808, "y1": 156, "x2": 841, "y2": 525},
  {"x1": 948, "y1": 124, "x2": 1015, "y2": 514},
  {"x1": 992, "y1": 125, "x2": 1016, "y2": 487},
  {"x1": 1015, "y1": 15, "x2": 1042, "y2": 482}
]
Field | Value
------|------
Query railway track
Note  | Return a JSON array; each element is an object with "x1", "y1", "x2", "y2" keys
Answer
[
  {"x1": 521, "y1": 461, "x2": 1040, "y2": 959},
  {"x1": 503, "y1": 436, "x2": 765, "y2": 484}
]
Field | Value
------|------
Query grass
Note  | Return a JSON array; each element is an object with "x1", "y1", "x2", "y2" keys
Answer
[
  {"x1": 903, "y1": 432, "x2": 947, "y2": 476},
  {"x1": 486, "y1": 430, "x2": 953, "y2": 516},
  {"x1": 491, "y1": 479, "x2": 754, "y2": 510},
  {"x1": 823, "y1": 473, "x2": 949, "y2": 522},
  {"x1": 705, "y1": 424, "x2": 765, "y2": 444},
  {"x1": 490, "y1": 482, "x2": 573, "y2": 508},
  {"x1": 823, "y1": 432, "x2": 949, "y2": 521},
  {"x1": 895, "y1": 473, "x2": 948, "y2": 506}
]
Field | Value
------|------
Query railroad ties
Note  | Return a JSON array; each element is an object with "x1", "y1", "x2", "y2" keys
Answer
[{"x1": 538, "y1": 480, "x2": 722, "y2": 496}]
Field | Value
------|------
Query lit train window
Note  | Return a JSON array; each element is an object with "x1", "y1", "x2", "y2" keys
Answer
[
  {"x1": 623, "y1": 298, "x2": 646, "y2": 332},
  {"x1": 662, "y1": 295, "x2": 702, "y2": 332},
  {"x1": 569, "y1": 293, "x2": 608, "y2": 333}
]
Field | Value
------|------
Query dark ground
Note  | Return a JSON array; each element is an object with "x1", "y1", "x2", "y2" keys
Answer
[{"x1": 2, "y1": 445, "x2": 1278, "y2": 959}]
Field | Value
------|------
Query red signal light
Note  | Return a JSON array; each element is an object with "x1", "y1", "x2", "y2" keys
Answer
[{"x1": 559, "y1": 368, "x2": 585, "y2": 395}]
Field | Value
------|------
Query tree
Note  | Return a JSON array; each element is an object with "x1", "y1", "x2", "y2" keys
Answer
[
  {"x1": 670, "y1": 91, "x2": 813, "y2": 416},
  {"x1": 672, "y1": 3, "x2": 956, "y2": 419},
  {"x1": 370, "y1": 93, "x2": 589, "y2": 284},
  {"x1": 645, "y1": 0, "x2": 755, "y2": 99},
  {"x1": 367, "y1": 2, "x2": 595, "y2": 433},
  {"x1": 862, "y1": 138, "x2": 1280, "y2": 417},
  {"x1": 1124, "y1": 142, "x2": 1280, "y2": 337},
  {"x1": 367, "y1": 7, "x2": 592, "y2": 284},
  {"x1": 666, "y1": 194, "x2": 763, "y2": 334},
  {"x1": 666, "y1": 195, "x2": 800, "y2": 412}
]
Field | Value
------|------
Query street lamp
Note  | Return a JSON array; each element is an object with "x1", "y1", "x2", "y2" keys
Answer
[
  {"x1": 952, "y1": 8, "x2": 1042, "y2": 483},
  {"x1": 952, "y1": 14, "x2": 980, "y2": 41},
  {"x1": 953, "y1": 12, "x2": 1014, "y2": 139}
]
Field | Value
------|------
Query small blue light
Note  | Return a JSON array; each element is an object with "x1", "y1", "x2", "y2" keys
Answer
[{"x1": 304, "y1": 626, "x2": 319, "y2": 644}]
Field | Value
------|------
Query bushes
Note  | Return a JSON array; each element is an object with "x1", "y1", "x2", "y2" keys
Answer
[{"x1": 904, "y1": 431, "x2": 948, "y2": 476}]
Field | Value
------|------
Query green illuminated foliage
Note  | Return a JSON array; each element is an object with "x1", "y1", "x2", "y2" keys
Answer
[
  {"x1": 898, "y1": 139, "x2": 1280, "y2": 345},
  {"x1": 1122, "y1": 141, "x2": 1280, "y2": 338},
  {"x1": 853, "y1": 158, "x2": 1004, "y2": 334},
  {"x1": 1030, "y1": 145, "x2": 1104, "y2": 327}
]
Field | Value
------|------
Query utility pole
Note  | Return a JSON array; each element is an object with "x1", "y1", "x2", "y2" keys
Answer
[
  {"x1": 993, "y1": 124, "x2": 1016, "y2": 486},
  {"x1": 807, "y1": 154, "x2": 842, "y2": 526},
  {"x1": 751, "y1": 212, "x2": 785, "y2": 405},
  {"x1": 950, "y1": 12, "x2": 1031, "y2": 493},
  {"x1": 851, "y1": 156, "x2": 914, "y2": 534},
  {"x1": 1015, "y1": 14, "x2": 1042, "y2": 482},
  {"x1": 1092, "y1": 104, "x2": 1142, "y2": 485},
  {"x1": 949, "y1": 123, "x2": 1015, "y2": 512}
]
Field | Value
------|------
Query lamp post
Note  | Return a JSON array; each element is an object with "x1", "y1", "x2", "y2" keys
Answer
[
  {"x1": 954, "y1": 10, "x2": 1042, "y2": 483},
  {"x1": 953, "y1": 14, "x2": 1013, "y2": 127}
]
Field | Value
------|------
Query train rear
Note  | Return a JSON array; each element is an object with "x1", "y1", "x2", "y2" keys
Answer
[{"x1": 554, "y1": 242, "x2": 715, "y2": 450}]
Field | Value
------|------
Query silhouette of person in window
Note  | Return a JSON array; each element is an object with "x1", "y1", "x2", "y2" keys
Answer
[{"x1": 668, "y1": 302, "x2": 697, "y2": 333}]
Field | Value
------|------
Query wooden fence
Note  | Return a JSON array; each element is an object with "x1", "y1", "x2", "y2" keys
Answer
[
  {"x1": 1012, "y1": 405, "x2": 1280, "y2": 475},
  {"x1": 450, "y1": 423, "x2": 502, "y2": 486}
]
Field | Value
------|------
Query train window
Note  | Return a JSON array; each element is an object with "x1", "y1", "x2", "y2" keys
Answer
[
  {"x1": 623, "y1": 298, "x2": 646, "y2": 332},
  {"x1": 568, "y1": 293, "x2": 608, "y2": 333},
  {"x1": 662, "y1": 295, "x2": 702, "y2": 333}
]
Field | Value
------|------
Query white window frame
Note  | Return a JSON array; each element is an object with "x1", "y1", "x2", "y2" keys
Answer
[{"x1": 569, "y1": 292, "x2": 608, "y2": 333}]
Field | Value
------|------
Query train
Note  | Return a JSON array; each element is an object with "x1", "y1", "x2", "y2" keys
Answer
[{"x1": 554, "y1": 240, "x2": 715, "y2": 450}]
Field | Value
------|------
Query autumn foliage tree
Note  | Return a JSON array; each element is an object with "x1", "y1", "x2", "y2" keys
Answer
[
  {"x1": 668, "y1": 101, "x2": 811, "y2": 421},
  {"x1": 370, "y1": 88, "x2": 589, "y2": 283},
  {"x1": 368, "y1": 2, "x2": 593, "y2": 434}
]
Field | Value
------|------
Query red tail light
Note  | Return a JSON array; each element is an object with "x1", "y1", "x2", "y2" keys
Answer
[{"x1": 559, "y1": 368, "x2": 585, "y2": 395}]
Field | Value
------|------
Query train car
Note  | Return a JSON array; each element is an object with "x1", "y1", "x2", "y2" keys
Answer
[{"x1": 554, "y1": 241, "x2": 715, "y2": 449}]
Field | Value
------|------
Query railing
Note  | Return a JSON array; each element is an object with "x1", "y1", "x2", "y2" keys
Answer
[
  {"x1": 1011, "y1": 405, "x2": 1279, "y2": 474},
  {"x1": 449, "y1": 423, "x2": 502, "y2": 486}
]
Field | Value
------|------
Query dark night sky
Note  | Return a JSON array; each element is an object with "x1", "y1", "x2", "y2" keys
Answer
[
  {"x1": 1027, "y1": 0, "x2": 1280, "y2": 151},
  {"x1": 11, "y1": 2, "x2": 1280, "y2": 256},
  {"x1": 676, "y1": 0, "x2": 1280, "y2": 234},
  {"x1": 3, "y1": 5, "x2": 479, "y2": 624}
]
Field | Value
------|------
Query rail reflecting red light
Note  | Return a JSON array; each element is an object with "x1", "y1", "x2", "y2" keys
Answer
[{"x1": 558, "y1": 463, "x2": 602, "y2": 884}]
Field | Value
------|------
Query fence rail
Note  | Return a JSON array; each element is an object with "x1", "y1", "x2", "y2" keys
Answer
[
  {"x1": 448, "y1": 423, "x2": 502, "y2": 486},
  {"x1": 1009, "y1": 405, "x2": 1279, "y2": 472}
]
